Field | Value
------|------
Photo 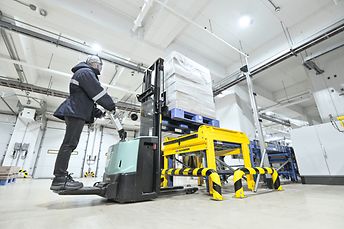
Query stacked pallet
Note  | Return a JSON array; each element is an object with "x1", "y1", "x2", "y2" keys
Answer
[
  {"x1": 164, "y1": 51, "x2": 216, "y2": 119},
  {"x1": 0, "y1": 166, "x2": 20, "y2": 185}
]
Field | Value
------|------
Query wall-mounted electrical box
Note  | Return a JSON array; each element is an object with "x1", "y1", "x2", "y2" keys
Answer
[{"x1": 19, "y1": 108, "x2": 36, "y2": 122}]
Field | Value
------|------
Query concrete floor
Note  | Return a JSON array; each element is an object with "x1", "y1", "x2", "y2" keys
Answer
[{"x1": 1, "y1": 179, "x2": 344, "y2": 229}]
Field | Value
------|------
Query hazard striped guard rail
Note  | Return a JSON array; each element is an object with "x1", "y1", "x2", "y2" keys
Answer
[
  {"x1": 234, "y1": 167, "x2": 283, "y2": 198},
  {"x1": 19, "y1": 169, "x2": 28, "y2": 178},
  {"x1": 161, "y1": 168, "x2": 223, "y2": 201}
]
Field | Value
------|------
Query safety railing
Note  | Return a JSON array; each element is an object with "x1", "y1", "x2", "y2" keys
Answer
[
  {"x1": 233, "y1": 167, "x2": 283, "y2": 198},
  {"x1": 161, "y1": 168, "x2": 223, "y2": 201}
]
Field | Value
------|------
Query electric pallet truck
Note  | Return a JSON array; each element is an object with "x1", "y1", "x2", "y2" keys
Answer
[{"x1": 55, "y1": 58, "x2": 197, "y2": 203}]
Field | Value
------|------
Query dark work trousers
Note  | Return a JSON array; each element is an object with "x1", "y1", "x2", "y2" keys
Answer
[{"x1": 53, "y1": 116, "x2": 85, "y2": 177}]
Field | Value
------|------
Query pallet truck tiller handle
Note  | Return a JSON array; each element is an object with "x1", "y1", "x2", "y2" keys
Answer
[{"x1": 108, "y1": 112, "x2": 127, "y2": 141}]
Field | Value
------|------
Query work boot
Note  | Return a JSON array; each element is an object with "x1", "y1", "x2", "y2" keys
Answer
[{"x1": 50, "y1": 173, "x2": 83, "y2": 191}]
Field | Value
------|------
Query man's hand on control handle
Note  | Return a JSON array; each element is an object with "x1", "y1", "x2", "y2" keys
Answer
[
  {"x1": 108, "y1": 108, "x2": 126, "y2": 142},
  {"x1": 94, "y1": 108, "x2": 106, "y2": 119},
  {"x1": 118, "y1": 129, "x2": 127, "y2": 142}
]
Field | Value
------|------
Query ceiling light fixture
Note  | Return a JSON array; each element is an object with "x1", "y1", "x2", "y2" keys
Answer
[
  {"x1": 91, "y1": 43, "x2": 102, "y2": 53},
  {"x1": 238, "y1": 15, "x2": 253, "y2": 28}
]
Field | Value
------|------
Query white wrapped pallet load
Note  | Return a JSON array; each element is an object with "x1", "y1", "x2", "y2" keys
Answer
[{"x1": 164, "y1": 51, "x2": 216, "y2": 119}]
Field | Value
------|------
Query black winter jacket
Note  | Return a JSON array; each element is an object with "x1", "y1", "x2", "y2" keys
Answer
[{"x1": 54, "y1": 62, "x2": 116, "y2": 123}]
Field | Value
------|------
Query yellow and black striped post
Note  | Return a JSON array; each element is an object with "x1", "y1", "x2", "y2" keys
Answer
[
  {"x1": 161, "y1": 168, "x2": 223, "y2": 201},
  {"x1": 19, "y1": 169, "x2": 29, "y2": 178},
  {"x1": 233, "y1": 167, "x2": 283, "y2": 198},
  {"x1": 84, "y1": 171, "x2": 95, "y2": 177}
]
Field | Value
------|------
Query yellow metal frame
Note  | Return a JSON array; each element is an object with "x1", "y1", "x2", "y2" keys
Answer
[
  {"x1": 162, "y1": 125, "x2": 255, "y2": 191},
  {"x1": 337, "y1": 116, "x2": 344, "y2": 128}
]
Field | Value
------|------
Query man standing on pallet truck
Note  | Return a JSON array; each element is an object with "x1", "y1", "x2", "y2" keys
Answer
[{"x1": 51, "y1": 55, "x2": 120, "y2": 191}]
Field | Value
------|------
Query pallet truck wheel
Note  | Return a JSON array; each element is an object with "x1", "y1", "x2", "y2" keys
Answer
[{"x1": 186, "y1": 187, "x2": 198, "y2": 194}]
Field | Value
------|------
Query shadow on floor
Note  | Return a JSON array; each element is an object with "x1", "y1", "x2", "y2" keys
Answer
[{"x1": 38, "y1": 198, "x2": 115, "y2": 210}]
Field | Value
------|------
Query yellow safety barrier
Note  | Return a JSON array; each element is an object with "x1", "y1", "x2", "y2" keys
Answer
[
  {"x1": 84, "y1": 171, "x2": 95, "y2": 177},
  {"x1": 161, "y1": 168, "x2": 223, "y2": 201},
  {"x1": 233, "y1": 167, "x2": 283, "y2": 198},
  {"x1": 163, "y1": 126, "x2": 255, "y2": 190},
  {"x1": 18, "y1": 169, "x2": 28, "y2": 178}
]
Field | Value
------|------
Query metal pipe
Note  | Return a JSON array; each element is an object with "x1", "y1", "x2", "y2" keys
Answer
[
  {"x1": 95, "y1": 126, "x2": 104, "y2": 177},
  {"x1": 0, "y1": 76, "x2": 141, "y2": 112},
  {"x1": 0, "y1": 28, "x2": 28, "y2": 83},
  {"x1": 215, "y1": 158, "x2": 236, "y2": 172},
  {"x1": 266, "y1": 129, "x2": 290, "y2": 135},
  {"x1": 17, "y1": 94, "x2": 42, "y2": 101},
  {"x1": 0, "y1": 110, "x2": 18, "y2": 116},
  {"x1": 110, "y1": 66, "x2": 126, "y2": 87},
  {"x1": 132, "y1": 0, "x2": 153, "y2": 32},
  {"x1": 304, "y1": 39, "x2": 344, "y2": 62},
  {"x1": 90, "y1": 126, "x2": 98, "y2": 159},
  {"x1": 0, "y1": 96, "x2": 16, "y2": 114},
  {"x1": 108, "y1": 65, "x2": 119, "y2": 86},
  {"x1": 267, "y1": 0, "x2": 281, "y2": 12},
  {"x1": 31, "y1": 116, "x2": 47, "y2": 178},
  {"x1": 259, "y1": 91, "x2": 312, "y2": 112},
  {"x1": 153, "y1": 0, "x2": 247, "y2": 57},
  {"x1": 13, "y1": 0, "x2": 37, "y2": 11},
  {"x1": 0, "y1": 57, "x2": 138, "y2": 95},
  {"x1": 259, "y1": 113, "x2": 291, "y2": 127},
  {"x1": 274, "y1": 91, "x2": 311, "y2": 104},
  {"x1": 276, "y1": 160, "x2": 290, "y2": 172},
  {"x1": 81, "y1": 127, "x2": 91, "y2": 178},
  {"x1": 243, "y1": 56, "x2": 270, "y2": 192},
  {"x1": 260, "y1": 96, "x2": 311, "y2": 112},
  {"x1": 213, "y1": 19, "x2": 344, "y2": 95},
  {"x1": 0, "y1": 18, "x2": 147, "y2": 73}
]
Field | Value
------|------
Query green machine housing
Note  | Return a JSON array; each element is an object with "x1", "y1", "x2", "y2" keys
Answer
[{"x1": 101, "y1": 136, "x2": 160, "y2": 203}]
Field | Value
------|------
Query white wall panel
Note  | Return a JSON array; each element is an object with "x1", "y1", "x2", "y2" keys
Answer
[
  {"x1": 291, "y1": 122, "x2": 344, "y2": 176},
  {"x1": 20, "y1": 122, "x2": 42, "y2": 172},
  {"x1": 2, "y1": 114, "x2": 42, "y2": 175},
  {"x1": 309, "y1": 47, "x2": 344, "y2": 122},
  {"x1": 33, "y1": 121, "x2": 89, "y2": 178},
  {"x1": 0, "y1": 114, "x2": 16, "y2": 165},
  {"x1": 291, "y1": 126, "x2": 330, "y2": 176},
  {"x1": 315, "y1": 122, "x2": 344, "y2": 175}
]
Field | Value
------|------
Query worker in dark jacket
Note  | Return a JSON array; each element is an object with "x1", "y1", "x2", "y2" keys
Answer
[{"x1": 50, "y1": 55, "x2": 116, "y2": 191}]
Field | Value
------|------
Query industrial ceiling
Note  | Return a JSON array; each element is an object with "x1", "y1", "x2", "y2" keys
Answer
[{"x1": 0, "y1": 0, "x2": 343, "y2": 139}]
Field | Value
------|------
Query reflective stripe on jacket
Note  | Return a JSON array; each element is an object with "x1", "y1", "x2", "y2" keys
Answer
[{"x1": 54, "y1": 62, "x2": 116, "y2": 123}]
